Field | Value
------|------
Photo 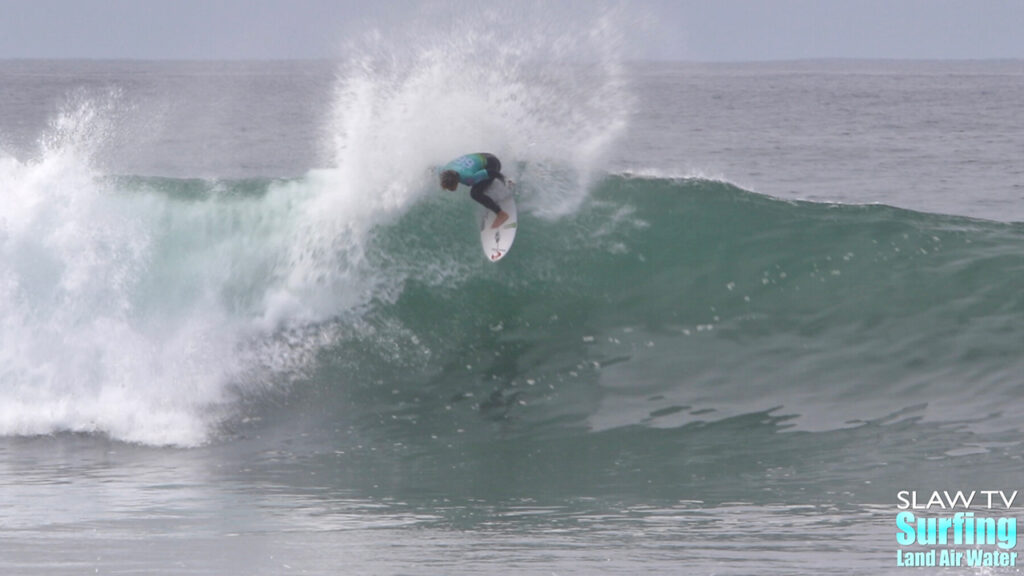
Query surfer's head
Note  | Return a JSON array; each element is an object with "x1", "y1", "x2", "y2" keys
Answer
[{"x1": 440, "y1": 170, "x2": 459, "y2": 191}]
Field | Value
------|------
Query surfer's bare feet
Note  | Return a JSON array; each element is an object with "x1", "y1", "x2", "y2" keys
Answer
[{"x1": 492, "y1": 211, "x2": 509, "y2": 229}]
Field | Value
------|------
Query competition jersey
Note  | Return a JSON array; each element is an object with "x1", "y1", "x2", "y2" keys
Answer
[{"x1": 442, "y1": 153, "x2": 493, "y2": 186}]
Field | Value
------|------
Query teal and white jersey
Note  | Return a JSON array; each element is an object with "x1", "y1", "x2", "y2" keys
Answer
[{"x1": 442, "y1": 153, "x2": 492, "y2": 186}]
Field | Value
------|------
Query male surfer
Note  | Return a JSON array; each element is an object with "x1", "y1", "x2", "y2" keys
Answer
[{"x1": 439, "y1": 153, "x2": 511, "y2": 228}]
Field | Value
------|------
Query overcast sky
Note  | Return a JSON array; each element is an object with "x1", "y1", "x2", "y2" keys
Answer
[{"x1": 0, "y1": 0, "x2": 1022, "y2": 61}]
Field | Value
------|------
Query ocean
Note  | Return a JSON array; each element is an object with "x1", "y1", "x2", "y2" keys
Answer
[{"x1": 1, "y1": 25, "x2": 1023, "y2": 576}]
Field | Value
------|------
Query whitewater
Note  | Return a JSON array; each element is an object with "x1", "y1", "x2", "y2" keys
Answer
[{"x1": 1, "y1": 11, "x2": 1023, "y2": 576}]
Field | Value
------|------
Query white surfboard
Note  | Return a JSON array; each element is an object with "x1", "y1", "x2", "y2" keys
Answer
[{"x1": 477, "y1": 180, "x2": 518, "y2": 262}]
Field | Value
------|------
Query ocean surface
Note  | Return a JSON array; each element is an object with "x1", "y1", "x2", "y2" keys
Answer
[{"x1": 1, "y1": 24, "x2": 1023, "y2": 576}]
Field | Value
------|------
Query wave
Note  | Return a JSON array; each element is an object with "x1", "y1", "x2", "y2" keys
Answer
[
  {"x1": 293, "y1": 175, "x2": 1024, "y2": 447},
  {"x1": 4, "y1": 138, "x2": 1023, "y2": 452},
  {"x1": 191, "y1": 173, "x2": 1023, "y2": 503},
  {"x1": 0, "y1": 6, "x2": 633, "y2": 447}
]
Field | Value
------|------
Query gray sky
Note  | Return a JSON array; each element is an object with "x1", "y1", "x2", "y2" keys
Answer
[{"x1": 1, "y1": 0, "x2": 1022, "y2": 61}]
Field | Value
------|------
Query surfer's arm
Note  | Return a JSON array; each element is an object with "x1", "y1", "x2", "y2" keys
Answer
[
  {"x1": 463, "y1": 169, "x2": 491, "y2": 186},
  {"x1": 484, "y1": 165, "x2": 506, "y2": 184}
]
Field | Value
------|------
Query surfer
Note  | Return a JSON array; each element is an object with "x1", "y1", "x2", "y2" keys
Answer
[{"x1": 439, "y1": 153, "x2": 511, "y2": 229}]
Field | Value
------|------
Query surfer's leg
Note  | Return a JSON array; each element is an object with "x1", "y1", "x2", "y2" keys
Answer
[
  {"x1": 470, "y1": 179, "x2": 502, "y2": 214},
  {"x1": 490, "y1": 211, "x2": 509, "y2": 229}
]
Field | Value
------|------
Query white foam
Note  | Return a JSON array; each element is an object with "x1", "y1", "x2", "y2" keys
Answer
[
  {"x1": 612, "y1": 166, "x2": 738, "y2": 185},
  {"x1": 0, "y1": 98, "x2": 229, "y2": 446}
]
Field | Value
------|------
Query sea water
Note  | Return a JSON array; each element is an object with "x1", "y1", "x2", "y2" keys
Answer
[{"x1": 1, "y1": 12, "x2": 1022, "y2": 576}]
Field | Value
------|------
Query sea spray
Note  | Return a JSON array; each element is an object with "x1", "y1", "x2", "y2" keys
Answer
[
  {"x1": 258, "y1": 5, "x2": 638, "y2": 384},
  {"x1": 0, "y1": 95, "x2": 328, "y2": 446},
  {"x1": 325, "y1": 2, "x2": 633, "y2": 217},
  {"x1": 0, "y1": 96, "x2": 229, "y2": 446},
  {"x1": 259, "y1": 3, "x2": 634, "y2": 327}
]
